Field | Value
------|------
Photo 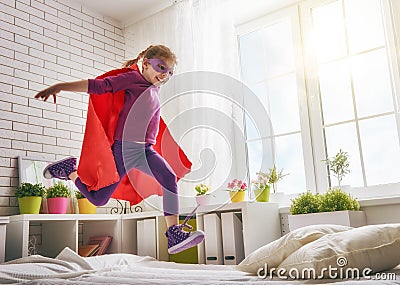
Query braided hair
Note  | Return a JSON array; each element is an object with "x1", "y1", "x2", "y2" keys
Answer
[{"x1": 122, "y1": 45, "x2": 177, "y2": 68}]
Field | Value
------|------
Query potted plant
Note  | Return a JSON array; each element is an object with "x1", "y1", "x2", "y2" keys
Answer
[
  {"x1": 194, "y1": 183, "x2": 212, "y2": 206},
  {"x1": 288, "y1": 188, "x2": 365, "y2": 231},
  {"x1": 226, "y1": 179, "x2": 248, "y2": 203},
  {"x1": 263, "y1": 165, "x2": 288, "y2": 203},
  {"x1": 319, "y1": 188, "x2": 360, "y2": 212},
  {"x1": 75, "y1": 191, "x2": 97, "y2": 214},
  {"x1": 251, "y1": 172, "x2": 271, "y2": 202},
  {"x1": 289, "y1": 191, "x2": 322, "y2": 215},
  {"x1": 323, "y1": 149, "x2": 350, "y2": 188},
  {"x1": 46, "y1": 182, "x2": 71, "y2": 214},
  {"x1": 15, "y1": 182, "x2": 46, "y2": 214}
]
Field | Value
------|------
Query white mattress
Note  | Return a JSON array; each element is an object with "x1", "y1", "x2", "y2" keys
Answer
[{"x1": 1, "y1": 248, "x2": 399, "y2": 284}]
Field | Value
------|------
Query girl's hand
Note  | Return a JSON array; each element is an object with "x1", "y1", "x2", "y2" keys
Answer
[{"x1": 34, "y1": 84, "x2": 60, "y2": 103}]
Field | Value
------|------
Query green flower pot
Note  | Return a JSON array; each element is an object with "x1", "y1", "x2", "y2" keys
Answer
[
  {"x1": 18, "y1": 196, "x2": 42, "y2": 214},
  {"x1": 254, "y1": 186, "x2": 271, "y2": 202}
]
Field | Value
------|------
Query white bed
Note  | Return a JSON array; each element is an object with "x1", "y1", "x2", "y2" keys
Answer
[
  {"x1": 1, "y1": 247, "x2": 399, "y2": 285},
  {"x1": 2, "y1": 223, "x2": 400, "y2": 284}
]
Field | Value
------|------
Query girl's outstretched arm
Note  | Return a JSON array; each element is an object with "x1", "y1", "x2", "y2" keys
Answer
[{"x1": 34, "y1": 80, "x2": 89, "y2": 103}]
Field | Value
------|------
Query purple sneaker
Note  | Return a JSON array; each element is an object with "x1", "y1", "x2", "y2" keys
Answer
[
  {"x1": 43, "y1": 157, "x2": 77, "y2": 180},
  {"x1": 165, "y1": 210, "x2": 205, "y2": 254},
  {"x1": 166, "y1": 224, "x2": 204, "y2": 254}
]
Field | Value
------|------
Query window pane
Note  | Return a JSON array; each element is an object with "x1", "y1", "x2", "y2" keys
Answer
[
  {"x1": 249, "y1": 82, "x2": 269, "y2": 114},
  {"x1": 351, "y1": 49, "x2": 394, "y2": 117},
  {"x1": 345, "y1": 0, "x2": 385, "y2": 54},
  {"x1": 240, "y1": 30, "x2": 266, "y2": 84},
  {"x1": 324, "y1": 123, "x2": 364, "y2": 187},
  {"x1": 244, "y1": 83, "x2": 274, "y2": 141},
  {"x1": 275, "y1": 134, "x2": 306, "y2": 194},
  {"x1": 264, "y1": 19, "x2": 295, "y2": 77},
  {"x1": 245, "y1": 114, "x2": 260, "y2": 140},
  {"x1": 268, "y1": 74, "x2": 300, "y2": 135},
  {"x1": 359, "y1": 115, "x2": 400, "y2": 185},
  {"x1": 247, "y1": 138, "x2": 274, "y2": 182},
  {"x1": 312, "y1": 0, "x2": 346, "y2": 62},
  {"x1": 319, "y1": 59, "x2": 354, "y2": 125}
]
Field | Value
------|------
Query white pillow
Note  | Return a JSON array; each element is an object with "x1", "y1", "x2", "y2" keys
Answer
[
  {"x1": 236, "y1": 224, "x2": 352, "y2": 274},
  {"x1": 278, "y1": 223, "x2": 400, "y2": 279}
]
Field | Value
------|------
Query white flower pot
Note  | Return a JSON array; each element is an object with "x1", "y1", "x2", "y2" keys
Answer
[{"x1": 195, "y1": 194, "x2": 212, "y2": 206}]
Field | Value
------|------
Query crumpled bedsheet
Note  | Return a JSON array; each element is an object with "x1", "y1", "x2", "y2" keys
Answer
[{"x1": 1, "y1": 247, "x2": 400, "y2": 285}]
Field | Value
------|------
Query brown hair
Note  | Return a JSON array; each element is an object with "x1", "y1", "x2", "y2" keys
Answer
[{"x1": 122, "y1": 45, "x2": 177, "y2": 68}]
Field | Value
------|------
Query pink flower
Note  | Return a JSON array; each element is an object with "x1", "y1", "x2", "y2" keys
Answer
[{"x1": 227, "y1": 178, "x2": 248, "y2": 191}]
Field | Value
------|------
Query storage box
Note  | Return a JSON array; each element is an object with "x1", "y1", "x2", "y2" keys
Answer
[{"x1": 288, "y1": 210, "x2": 366, "y2": 231}]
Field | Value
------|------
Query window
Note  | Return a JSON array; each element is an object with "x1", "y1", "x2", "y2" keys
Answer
[
  {"x1": 237, "y1": 0, "x2": 400, "y2": 196},
  {"x1": 304, "y1": 0, "x2": 400, "y2": 192},
  {"x1": 237, "y1": 8, "x2": 312, "y2": 194}
]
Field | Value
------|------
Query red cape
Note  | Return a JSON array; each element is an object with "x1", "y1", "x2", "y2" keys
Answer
[{"x1": 77, "y1": 66, "x2": 192, "y2": 205}]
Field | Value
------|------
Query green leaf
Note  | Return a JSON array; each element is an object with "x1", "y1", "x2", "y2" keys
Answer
[
  {"x1": 15, "y1": 182, "x2": 46, "y2": 198},
  {"x1": 46, "y1": 182, "x2": 71, "y2": 198}
]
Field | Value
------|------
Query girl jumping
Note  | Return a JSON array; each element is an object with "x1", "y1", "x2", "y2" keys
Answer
[{"x1": 34, "y1": 45, "x2": 204, "y2": 254}]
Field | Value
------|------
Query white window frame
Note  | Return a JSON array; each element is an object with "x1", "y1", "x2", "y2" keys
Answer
[
  {"x1": 301, "y1": 0, "x2": 400, "y2": 198},
  {"x1": 236, "y1": 6, "x2": 316, "y2": 194},
  {"x1": 236, "y1": 0, "x2": 400, "y2": 199}
]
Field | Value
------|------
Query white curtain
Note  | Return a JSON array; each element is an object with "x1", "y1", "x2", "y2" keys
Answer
[{"x1": 124, "y1": 0, "x2": 247, "y2": 208}]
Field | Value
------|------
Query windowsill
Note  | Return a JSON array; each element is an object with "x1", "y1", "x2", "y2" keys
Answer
[{"x1": 357, "y1": 196, "x2": 400, "y2": 207}]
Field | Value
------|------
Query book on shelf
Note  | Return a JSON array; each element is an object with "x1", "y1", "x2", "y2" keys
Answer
[
  {"x1": 87, "y1": 235, "x2": 113, "y2": 256},
  {"x1": 78, "y1": 244, "x2": 99, "y2": 257}
]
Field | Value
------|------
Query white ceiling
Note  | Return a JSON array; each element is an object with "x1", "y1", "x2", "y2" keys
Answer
[
  {"x1": 69, "y1": 0, "x2": 298, "y2": 26},
  {"x1": 70, "y1": 0, "x2": 171, "y2": 25}
]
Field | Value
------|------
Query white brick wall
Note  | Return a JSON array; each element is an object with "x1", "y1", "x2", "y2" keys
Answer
[{"x1": 0, "y1": 0, "x2": 125, "y2": 215}]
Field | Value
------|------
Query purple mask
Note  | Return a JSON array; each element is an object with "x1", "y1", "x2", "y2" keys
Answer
[{"x1": 147, "y1": 58, "x2": 174, "y2": 77}]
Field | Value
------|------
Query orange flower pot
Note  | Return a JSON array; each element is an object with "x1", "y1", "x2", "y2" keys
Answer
[{"x1": 77, "y1": 198, "x2": 97, "y2": 214}]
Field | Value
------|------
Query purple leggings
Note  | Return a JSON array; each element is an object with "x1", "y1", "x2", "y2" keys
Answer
[{"x1": 74, "y1": 140, "x2": 179, "y2": 216}]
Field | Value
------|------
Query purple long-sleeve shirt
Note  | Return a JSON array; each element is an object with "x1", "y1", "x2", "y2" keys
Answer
[{"x1": 88, "y1": 69, "x2": 161, "y2": 144}]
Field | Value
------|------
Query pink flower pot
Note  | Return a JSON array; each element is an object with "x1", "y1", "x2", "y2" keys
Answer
[{"x1": 47, "y1": 197, "x2": 69, "y2": 214}]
